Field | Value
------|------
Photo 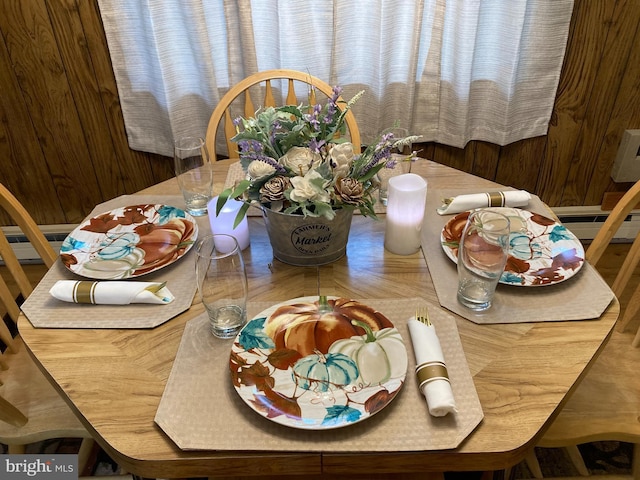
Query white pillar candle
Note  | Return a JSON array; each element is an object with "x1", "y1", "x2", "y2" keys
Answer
[
  {"x1": 384, "y1": 173, "x2": 428, "y2": 255},
  {"x1": 207, "y1": 196, "x2": 250, "y2": 250}
]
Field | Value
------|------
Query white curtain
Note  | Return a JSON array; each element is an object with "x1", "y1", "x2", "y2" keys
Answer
[{"x1": 98, "y1": 0, "x2": 574, "y2": 157}]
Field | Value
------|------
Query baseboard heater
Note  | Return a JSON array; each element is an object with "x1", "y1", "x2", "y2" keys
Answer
[
  {"x1": 2, "y1": 206, "x2": 640, "y2": 263},
  {"x1": 553, "y1": 206, "x2": 640, "y2": 242},
  {"x1": 3, "y1": 224, "x2": 76, "y2": 263}
]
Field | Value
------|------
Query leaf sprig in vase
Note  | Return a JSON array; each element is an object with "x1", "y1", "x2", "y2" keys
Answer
[{"x1": 216, "y1": 86, "x2": 420, "y2": 225}]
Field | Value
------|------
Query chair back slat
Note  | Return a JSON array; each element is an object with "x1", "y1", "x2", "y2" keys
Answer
[
  {"x1": 243, "y1": 87, "x2": 255, "y2": 118},
  {"x1": 285, "y1": 78, "x2": 297, "y2": 105},
  {"x1": 584, "y1": 178, "x2": 640, "y2": 344},
  {"x1": 0, "y1": 231, "x2": 32, "y2": 301},
  {"x1": 611, "y1": 233, "x2": 640, "y2": 296},
  {"x1": 223, "y1": 110, "x2": 236, "y2": 159},
  {"x1": 0, "y1": 182, "x2": 95, "y2": 463},
  {"x1": 206, "y1": 69, "x2": 361, "y2": 162},
  {"x1": 0, "y1": 182, "x2": 56, "y2": 352},
  {"x1": 586, "y1": 180, "x2": 640, "y2": 267},
  {"x1": 0, "y1": 274, "x2": 20, "y2": 351},
  {"x1": 0, "y1": 184, "x2": 56, "y2": 268},
  {"x1": 264, "y1": 79, "x2": 275, "y2": 107},
  {"x1": 0, "y1": 395, "x2": 28, "y2": 427}
]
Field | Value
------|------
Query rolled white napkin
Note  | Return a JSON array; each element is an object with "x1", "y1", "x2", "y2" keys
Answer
[
  {"x1": 407, "y1": 317, "x2": 457, "y2": 417},
  {"x1": 437, "y1": 190, "x2": 531, "y2": 215},
  {"x1": 50, "y1": 280, "x2": 174, "y2": 305}
]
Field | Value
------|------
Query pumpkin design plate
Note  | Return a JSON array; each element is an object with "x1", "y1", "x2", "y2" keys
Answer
[
  {"x1": 230, "y1": 296, "x2": 408, "y2": 430},
  {"x1": 440, "y1": 207, "x2": 584, "y2": 286},
  {"x1": 60, "y1": 204, "x2": 198, "y2": 280}
]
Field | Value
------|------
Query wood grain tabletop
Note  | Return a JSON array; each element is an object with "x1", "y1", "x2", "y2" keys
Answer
[{"x1": 17, "y1": 159, "x2": 618, "y2": 479}]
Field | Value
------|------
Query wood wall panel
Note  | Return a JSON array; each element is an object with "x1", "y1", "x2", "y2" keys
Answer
[
  {"x1": 47, "y1": 0, "x2": 125, "y2": 200},
  {"x1": 495, "y1": 137, "x2": 546, "y2": 195},
  {"x1": 586, "y1": 12, "x2": 640, "y2": 205},
  {"x1": 0, "y1": 1, "x2": 63, "y2": 226},
  {"x1": 537, "y1": 1, "x2": 614, "y2": 206},
  {"x1": 563, "y1": 0, "x2": 640, "y2": 206},
  {"x1": 0, "y1": 0, "x2": 105, "y2": 223},
  {"x1": 0, "y1": 0, "x2": 639, "y2": 227}
]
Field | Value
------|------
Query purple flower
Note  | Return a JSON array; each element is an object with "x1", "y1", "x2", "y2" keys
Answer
[
  {"x1": 309, "y1": 138, "x2": 326, "y2": 153},
  {"x1": 237, "y1": 139, "x2": 264, "y2": 155},
  {"x1": 304, "y1": 104, "x2": 322, "y2": 131},
  {"x1": 258, "y1": 155, "x2": 287, "y2": 173},
  {"x1": 330, "y1": 86, "x2": 343, "y2": 103},
  {"x1": 324, "y1": 102, "x2": 337, "y2": 124},
  {"x1": 269, "y1": 120, "x2": 281, "y2": 144}
]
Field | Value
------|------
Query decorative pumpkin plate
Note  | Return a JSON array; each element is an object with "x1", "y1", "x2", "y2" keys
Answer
[
  {"x1": 60, "y1": 204, "x2": 198, "y2": 280},
  {"x1": 230, "y1": 296, "x2": 408, "y2": 430},
  {"x1": 440, "y1": 207, "x2": 585, "y2": 287}
]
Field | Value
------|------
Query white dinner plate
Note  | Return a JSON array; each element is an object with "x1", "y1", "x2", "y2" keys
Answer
[
  {"x1": 440, "y1": 207, "x2": 585, "y2": 286},
  {"x1": 230, "y1": 296, "x2": 408, "y2": 430},
  {"x1": 60, "y1": 204, "x2": 198, "y2": 280}
]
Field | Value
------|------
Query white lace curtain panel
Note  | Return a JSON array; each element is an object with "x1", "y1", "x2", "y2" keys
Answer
[{"x1": 98, "y1": 0, "x2": 574, "y2": 157}]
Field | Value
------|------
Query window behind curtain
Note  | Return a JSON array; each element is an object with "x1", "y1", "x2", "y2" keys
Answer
[{"x1": 98, "y1": 0, "x2": 574, "y2": 157}]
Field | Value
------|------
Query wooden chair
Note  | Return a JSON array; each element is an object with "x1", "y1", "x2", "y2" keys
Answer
[
  {"x1": 0, "y1": 182, "x2": 95, "y2": 473},
  {"x1": 205, "y1": 69, "x2": 362, "y2": 161},
  {"x1": 519, "y1": 179, "x2": 640, "y2": 478}
]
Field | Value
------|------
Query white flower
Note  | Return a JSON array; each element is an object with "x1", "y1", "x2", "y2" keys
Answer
[
  {"x1": 329, "y1": 142, "x2": 355, "y2": 177},
  {"x1": 289, "y1": 170, "x2": 330, "y2": 203},
  {"x1": 247, "y1": 160, "x2": 276, "y2": 180},
  {"x1": 280, "y1": 147, "x2": 322, "y2": 175}
]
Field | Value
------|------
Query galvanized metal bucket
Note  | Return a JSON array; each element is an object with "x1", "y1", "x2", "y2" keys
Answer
[{"x1": 262, "y1": 208, "x2": 354, "y2": 266}]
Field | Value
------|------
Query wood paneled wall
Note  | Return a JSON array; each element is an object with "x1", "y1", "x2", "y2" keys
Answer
[{"x1": 1, "y1": 0, "x2": 639, "y2": 226}]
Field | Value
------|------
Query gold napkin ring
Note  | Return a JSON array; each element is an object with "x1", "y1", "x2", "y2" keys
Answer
[
  {"x1": 487, "y1": 192, "x2": 506, "y2": 207},
  {"x1": 416, "y1": 361, "x2": 450, "y2": 389},
  {"x1": 72, "y1": 281, "x2": 98, "y2": 304}
]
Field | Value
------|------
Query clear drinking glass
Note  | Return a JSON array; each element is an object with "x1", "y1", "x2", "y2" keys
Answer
[
  {"x1": 378, "y1": 127, "x2": 413, "y2": 206},
  {"x1": 457, "y1": 210, "x2": 510, "y2": 311},
  {"x1": 174, "y1": 137, "x2": 213, "y2": 216},
  {"x1": 195, "y1": 234, "x2": 248, "y2": 338}
]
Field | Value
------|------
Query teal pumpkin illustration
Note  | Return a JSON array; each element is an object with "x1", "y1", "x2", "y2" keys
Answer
[{"x1": 292, "y1": 351, "x2": 359, "y2": 392}]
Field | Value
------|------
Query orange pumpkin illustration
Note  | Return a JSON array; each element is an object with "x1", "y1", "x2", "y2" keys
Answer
[
  {"x1": 264, "y1": 297, "x2": 393, "y2": 357},
  {"x1": 134, "y1": 218, "x2": 196, "y2": 274}
]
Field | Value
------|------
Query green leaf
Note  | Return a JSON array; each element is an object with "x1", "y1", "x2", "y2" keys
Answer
[
  {"x1": 215, "y1": 191, "x2": 232, "y2": 216},
  {"x1": 231, "y1": 179, "x2": 252, "y2": 198},
  {"x1": 233, "y1": 202, "x2": 251, "y2": 228}
]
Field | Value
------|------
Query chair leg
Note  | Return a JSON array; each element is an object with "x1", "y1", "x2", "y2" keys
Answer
[
  {"x1": 524, "y1": 449, "x2": 544, "y2": 478},
  {"x1": 632, "y1": 326, "x2": 640, "y2": 348},
  {"x1": 632, "y1": 442, "x2": 639, "y2": 480},
  {"x1": 503, "y1": 466, "x2": 512, "y2": 479},
  {"x1": 564, "y1": 445, "x2": 590, "y2": 476},
  {"x1": 77, "y1": 438, "x2": 96, "y2": 475},
  {"x1": 8, "y1": 444, "x2": 26, "y2": 454}
]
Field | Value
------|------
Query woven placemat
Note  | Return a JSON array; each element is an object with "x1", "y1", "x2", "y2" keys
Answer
[
  {"x1": 154, "y1": 298, "x2": 483, "y2": 452},
  {"x1": 422, "y1": 189, "x2": 615, "y2": 324},
  {"x1": 21, "y1": 195, "x2": 202, "y2": 329}
]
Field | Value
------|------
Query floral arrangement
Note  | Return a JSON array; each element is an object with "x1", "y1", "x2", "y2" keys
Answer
[{"x1": 216, "y1": 86, "x2": 418, "y2": 226}]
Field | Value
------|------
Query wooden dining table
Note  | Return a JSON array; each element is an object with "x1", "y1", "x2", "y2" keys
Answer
[{"x1": 17, "y1": 159, "x2": 618, "y2": 479}]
